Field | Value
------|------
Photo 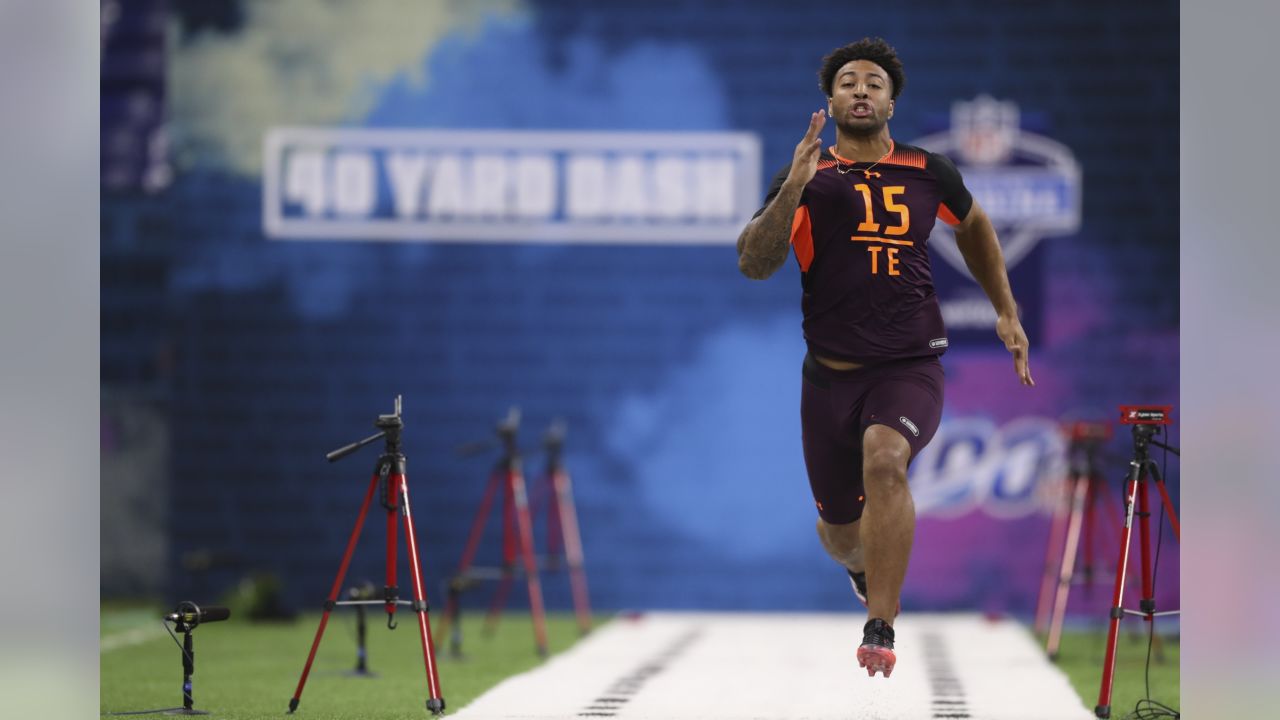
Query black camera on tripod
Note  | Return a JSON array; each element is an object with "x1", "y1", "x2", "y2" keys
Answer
[{"x1": 1118, "y1": 405, "x2": 1177, "y2": 456}]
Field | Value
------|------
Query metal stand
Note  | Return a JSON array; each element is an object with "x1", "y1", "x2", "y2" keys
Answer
[
  {"x1": 343, "y1": 582, "x2": 377, "y2": 677},
  {"x1": 288, "y1": 397, "x2": 445, "y2": 716},
  {"x1": 1094, "y1": 411, "x2": 1180, "y2": 719},
  {"x1": 1036, "y1": 421, "x2": 1124, "y2": 659},
  {"x1": 166, "y1": 612, "x2": 210, "y2": 716},
  {"x1": 105, "y1": 603, "x2": 230, "y2": 717},
  {"x1": 438, "y1": 408, "x2": 550, "y2": 658},
  {"x1": 538, "y1": 420, "x2": 593, "y2": 636}
]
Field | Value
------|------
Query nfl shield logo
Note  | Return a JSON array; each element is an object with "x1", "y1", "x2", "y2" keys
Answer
[
  {"x1": 952, "y1": 95, "x2": 1020, "y2": 166},
  {"x1": 913, "y1": 95, "x2": 1083, "y2": 342}
]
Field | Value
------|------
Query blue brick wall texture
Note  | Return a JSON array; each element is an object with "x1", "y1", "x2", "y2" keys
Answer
[{"x1": 102, "y1": 0, "x2": 1178, "y2": 614}]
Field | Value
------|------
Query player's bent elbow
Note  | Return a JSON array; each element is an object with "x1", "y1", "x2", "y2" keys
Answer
[{"x1": 737, "y1": 254, "x2": 776, "y2": 280}]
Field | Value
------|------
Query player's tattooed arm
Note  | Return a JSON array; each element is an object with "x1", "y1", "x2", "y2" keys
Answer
[
  {"x1": 736, "y1": 182, "x2": 804, "y2": 279},
  {"x1": 737, "y1": 111, "x2": 826, "y2": 280}
]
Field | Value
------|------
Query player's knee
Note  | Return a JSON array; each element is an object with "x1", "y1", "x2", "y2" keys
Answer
[
  {"x1": 863, "y1": 449, "x2": 908, "y2": 493},
  {"x1": 863, "y1": 425, "x2": 910, "y2": 492}
]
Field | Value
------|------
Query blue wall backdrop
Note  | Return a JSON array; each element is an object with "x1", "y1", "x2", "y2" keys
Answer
[{"x1": 102, "y1": 0, "x2": 1178, "y2": 617}]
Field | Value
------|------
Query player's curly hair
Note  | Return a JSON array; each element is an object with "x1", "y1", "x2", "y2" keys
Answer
[{"x1": 818, "y1": 37, "x2": 905, "y2": 100}]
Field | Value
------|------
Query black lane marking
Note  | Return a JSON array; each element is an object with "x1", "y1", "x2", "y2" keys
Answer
[
  {"x1": 576, "y1": 626, "x2": 703, "y2": 718},
  {"x1": 922, "y1": 630, "x2": 972, "y2": 719}
]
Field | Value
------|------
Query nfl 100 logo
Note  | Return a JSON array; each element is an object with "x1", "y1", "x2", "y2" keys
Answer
[{"x1": 914, "y1": 96, "x2": 1082, "y2": 340}]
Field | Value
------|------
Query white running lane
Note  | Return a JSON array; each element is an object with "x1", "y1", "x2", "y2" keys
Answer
[{"x1": 451, "y1": 613, "x2": 1093, "y2": 720}]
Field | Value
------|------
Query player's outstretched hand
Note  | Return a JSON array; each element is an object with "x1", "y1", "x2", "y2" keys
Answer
[
  {"x1": 996, "y1": 313, "x2": 1035, "y2": 387},
  {"x1": 784, "y1": 111, "x2": 826, "y2": 190}
]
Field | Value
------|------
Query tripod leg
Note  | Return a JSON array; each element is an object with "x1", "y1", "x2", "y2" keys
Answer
[
  {"x1": 1148, "y1": 461, "x2": 1181, "y2": 541},
  {"x1": 1136, "y1": 460, "x2": 1178, "y2": 657},
  {"x1": 545, "y1": 471, "x2": 565, "y2": 571},
  {"x1": 1144, "y1": 467, "x2": 1178, "y2": 654},
  {"x1": 1097, "y1": 475, "x2": 1141, "y2": 644},
  {"x1": 1095, "y1": 461, "x2": 1142, "y2": 719},
  {"x1": 510, "y1": 466, "x2": 550, "y2": 656},
  {"x1": 386, "y1": 480, "x2": 400, "y2": 629},
  {"x1": 439, "y1": 470, "x2": 503, "y2": 647},
  {"x1": 503, "y1": 469, "x2": 518, "y2": 567},
  {"x1": 1083, "y1": 473, "x2": 1099, "y2": 591},
  {"x1": 1100, "y1": 475, "x2": 1123, "y2": 542},
  {"x1": 1047, "y1": 471, "x2": 1088, "y2": 659},
  {"x1": 554, "y1": 466, "x2": 593, "y2": 635},
  {"x1": 1137, "y1": 466, "x2": 1155, "y2": 621},
  {"x1": 290, "y1": 470, "x2": 380, "y2": 713},
  {"x1": 484, "y1": 472, "x2": 519, "y2": 635},
  {"x1": 397, "y1": 472, "x2": 447, "y2": 715},
  {"x1": 458, "y1": 471, "x2": 504, "y2": 573},
  {"x1": 1035, "y1": 472, "x2": 1072, "y2": 636}
]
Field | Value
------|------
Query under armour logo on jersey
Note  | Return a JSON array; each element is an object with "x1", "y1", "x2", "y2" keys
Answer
[{"x1": 899, "y1": 416, "x2": 920, "y2": 437}]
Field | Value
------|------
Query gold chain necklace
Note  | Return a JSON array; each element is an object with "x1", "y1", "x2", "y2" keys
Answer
[{"x1": 833, "y1": 140, "x2": 894, "y2": 179}]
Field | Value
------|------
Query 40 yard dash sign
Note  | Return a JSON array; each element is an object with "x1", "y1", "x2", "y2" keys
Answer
[{"x1": 262, "y1": 127, "x2": 761, "y2": 245}]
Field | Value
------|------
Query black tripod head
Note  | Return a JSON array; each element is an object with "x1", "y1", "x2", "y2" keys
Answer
[
  {"x1": 1066, "y1": 420, "x2": 1112, "y2": 476},
  {"x1": 544, "y1": 419, "x2": 566, "y2": 465},
  {"x1": 1131, "y1": 423, "x2": 1158, "y2": 454},
  {"x1": 454, "y1": 407, "x2": 532, "y2": 462},
  {"x1": 374, "y1": 396, "x2": 404, "y2": 454},
  {"x1": 327, "y1": 396, "x2": 404, "y2": 462},
  {"x1": 496, "y1": 406, "x2": 520, "y2": 455}
]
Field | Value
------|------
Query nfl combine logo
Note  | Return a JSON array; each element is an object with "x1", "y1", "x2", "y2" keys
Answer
[
  {"x1": 955, "y1": 96, "x2": 1019, "y2": 165},
  {"x1": 914, "y1": 96, "x2": 1082, "y2": 334}
]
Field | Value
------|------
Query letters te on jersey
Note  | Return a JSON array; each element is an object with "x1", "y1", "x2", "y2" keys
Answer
[{"x1": 262, "y1": 128, "x2": 762, "y2": 244}]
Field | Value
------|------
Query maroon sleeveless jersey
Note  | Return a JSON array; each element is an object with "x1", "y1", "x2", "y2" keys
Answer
[{"x1": 754, "y1": 141, "x2": 973, "y2": 363}]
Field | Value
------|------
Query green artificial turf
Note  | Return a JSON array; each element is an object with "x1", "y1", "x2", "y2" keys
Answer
[
  {"x1": 103, "y1": 606, "x2": 1179, "y2": 719},
  {"x1": 101, "y1": 607, "x2": 597, "y2": 719},
  {"x1": 1050, "y1": 626, "x2": 1180, "y2": 718}
]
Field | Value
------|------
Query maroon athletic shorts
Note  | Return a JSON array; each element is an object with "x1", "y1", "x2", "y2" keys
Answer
[{"x1": 800, "y1": 352, "x2": 944, "y2": 524}]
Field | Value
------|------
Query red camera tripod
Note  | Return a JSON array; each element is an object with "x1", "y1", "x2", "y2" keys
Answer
[
  {"x1": 438, "y1": 408, "x2": 550, "y2": 658},
  {"x1": 1094, "y1": 406, "x2": 1180, "y2": 719},
  {"x1": 288, "y1": 397, "x2": 445, "y2": 716},
  {"x1": 1036, "y1": 420, "x2": 1125, "y2": 659},
  {"x1": 437, "y1": 408, "x2": 597, "y2": 657},
  {"x1": 535, "y1": 419, "x2": 593, "y2": 637}
]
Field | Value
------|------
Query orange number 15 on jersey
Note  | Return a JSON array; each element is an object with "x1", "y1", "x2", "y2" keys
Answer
[{"x1": 851, "y1": 184, "x2": 911, "y2": 276}]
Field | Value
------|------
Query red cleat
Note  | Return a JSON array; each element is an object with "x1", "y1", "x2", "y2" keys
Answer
[{"x1": 857, "y1": 618, "x2": 896, "y2": 678}]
